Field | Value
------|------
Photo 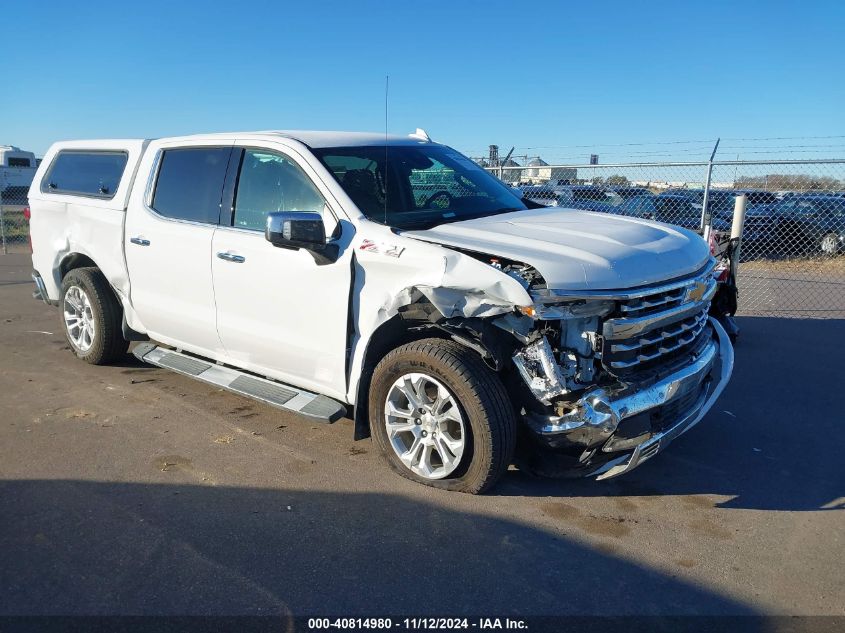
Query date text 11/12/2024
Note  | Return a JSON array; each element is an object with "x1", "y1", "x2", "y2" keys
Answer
[{"x1": 307, "y1": 617, "x2": 528, "y2": 630}]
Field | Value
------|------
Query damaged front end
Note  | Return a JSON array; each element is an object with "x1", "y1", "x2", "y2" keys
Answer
[
  {"x1": 500, "y1": 258, "x2": 734, "y2": 479},
  {"x1": 362, "y1": 234, "x2": 733, "y2": 480}
]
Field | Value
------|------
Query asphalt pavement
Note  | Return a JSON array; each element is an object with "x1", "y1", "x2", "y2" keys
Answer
[{"x1": 1, "y1": 253, "x2": 842, "y2": 619}]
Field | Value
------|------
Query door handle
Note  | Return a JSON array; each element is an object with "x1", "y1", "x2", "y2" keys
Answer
[
  {"x1": 130, "y1": 237, "x2": 150, "y2": 246},
  {"x1": 216, "y1": 252, "x2": 245, "y2": 263}
]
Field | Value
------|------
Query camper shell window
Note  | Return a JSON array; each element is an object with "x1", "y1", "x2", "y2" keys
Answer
[{"x1": 41, "y1": 151, "x2": 129, "y2": 199}]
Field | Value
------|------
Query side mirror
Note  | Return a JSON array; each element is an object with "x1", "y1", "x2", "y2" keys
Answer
[{"x1": 265, "y1": 212, "x2": 339, "y2": 265}]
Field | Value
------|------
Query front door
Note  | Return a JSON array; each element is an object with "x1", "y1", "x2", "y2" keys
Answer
[{"x1": 211, "y1": 145, "x2": 352, "y2": 400}]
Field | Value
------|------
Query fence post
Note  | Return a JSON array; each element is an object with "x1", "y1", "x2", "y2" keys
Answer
[
  {"x1": 0, "y1": 205, "x2": 7, "y2": 255},
  {"x1": 730, "y1": 194, "x2": 747, "y2": 277},
  {"x1": 699, "y1": 138, "x2": 720, "y2": 241}
]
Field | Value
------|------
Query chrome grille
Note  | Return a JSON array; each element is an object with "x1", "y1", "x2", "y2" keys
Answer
[
  {"x1": 602, "y1": 275, "x2": 716, "y2": 375},
  {"x1": 618, "y1": 286, "x2": 686, "y2": 317}
]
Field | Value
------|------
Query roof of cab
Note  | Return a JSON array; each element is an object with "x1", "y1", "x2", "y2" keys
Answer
[{"x1": 154, "y1": 130, "x2": 435, "y2": 148}]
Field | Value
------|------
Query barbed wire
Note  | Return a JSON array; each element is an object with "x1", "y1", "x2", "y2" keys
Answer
[{"x1": 462, "y1": 135, "x2": 845, "y2": 164}]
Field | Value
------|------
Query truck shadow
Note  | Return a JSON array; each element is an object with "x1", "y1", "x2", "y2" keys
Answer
[
  {"x1": 497, "y1": 317, "x2": 845, "y2": 512},
  {"x1": 0, "y1": 479, "x2": 763, "y2": 619}
]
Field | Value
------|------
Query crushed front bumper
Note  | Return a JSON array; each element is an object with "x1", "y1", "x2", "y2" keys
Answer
[{"x1": 523, "y1": 317, "x2": 734, "y2": 480}]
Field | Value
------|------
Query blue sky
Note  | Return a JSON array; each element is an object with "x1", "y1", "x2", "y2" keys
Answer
[{"x1": 4, "y1": 0, "x2": 844, "y2": 161}]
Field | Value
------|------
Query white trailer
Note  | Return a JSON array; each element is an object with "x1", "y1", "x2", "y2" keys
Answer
[{"x1": 1, "y1": 145, "x2": 38, "y2": 204}]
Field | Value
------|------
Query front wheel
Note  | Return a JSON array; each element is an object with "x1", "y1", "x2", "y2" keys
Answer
[
  {"x1": 369, "y1": 338, "x2": 516, "y2": 494},
  {"x1": 60, "y1": 267, "x2": 128, "y2": 365}
]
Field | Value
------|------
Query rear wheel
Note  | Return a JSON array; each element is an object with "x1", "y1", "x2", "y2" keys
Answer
[
  {"x1": 821, "y1": 233, "x2": 840, "y2": 255},
  {"x1": 369, "y1": 338, "x2": 516, "y2": 494},
  {"x1": 60, "y1": 267, "x2": 128, "y2": 364}
]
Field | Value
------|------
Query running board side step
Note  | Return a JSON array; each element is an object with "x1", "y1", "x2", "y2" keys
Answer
[{"x1": 132, "y1": 343, "x2": 346, "y2": 423}]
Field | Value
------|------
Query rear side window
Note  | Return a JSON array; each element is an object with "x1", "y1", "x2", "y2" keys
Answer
[
  {"x1": 152, "y1": 147, "x2": 232, "y2": 224},
  {"x1": 8, "y1": 157, "x2": 31, "y2": 167},
  {"x1": 42, "y1": 151, "x2": 128, "y2": 198}
]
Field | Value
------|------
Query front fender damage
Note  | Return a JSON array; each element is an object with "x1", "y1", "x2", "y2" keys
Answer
[
  {"x1": 348, "y1": 235, "x2": 535, "y2": 436},
  {"x1": 379, "y1": 251, "x2": 532, "y2": 320}
]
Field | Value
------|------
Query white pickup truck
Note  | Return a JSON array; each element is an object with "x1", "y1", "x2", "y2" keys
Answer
[{"x1": 28, "y1": 130, "x2": 733, "y2": 493}]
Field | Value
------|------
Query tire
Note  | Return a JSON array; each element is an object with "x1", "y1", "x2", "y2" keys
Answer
[
  {"x1": 60, "y1": 267, "x2": 128, "y2": 365},
  {"x1": 369, "y1": 338, "x2": 516, "y2": 494}
]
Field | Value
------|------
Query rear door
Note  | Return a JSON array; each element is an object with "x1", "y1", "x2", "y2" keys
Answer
[
  {"x1": 125, "y1": 140, "x2": 234, "y2": 354},
  {"x1": 210, "y1": 142, "x2": 352, "y2": 399}
]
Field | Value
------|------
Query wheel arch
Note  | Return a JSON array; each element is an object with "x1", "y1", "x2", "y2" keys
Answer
[
  {"x1": 57, "y1": 266, "x2": 131, "y2": 363},
  {"x1": 352, "y1": 313, "x2": 453, "y2": 441},
  {"x1": 56, "y1": 255, "x2": 143, "y2": 342},
  {"x1": 351, "y1": 303, "x2": 519, "y2": 440},
  {"x1": 58, "y1": 252, "x2": 98, "y2": 281}
]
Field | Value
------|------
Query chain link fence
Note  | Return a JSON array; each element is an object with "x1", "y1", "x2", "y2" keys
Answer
[
  {"x1": 3, "y1": 151, "x2": 844, "y2": 317},
  {"x1": 1, "y1": 173, "x2": 32, "y2": 254},
  {"x1": 488, "y1": 159, "x2": 845, "y2": 318}
]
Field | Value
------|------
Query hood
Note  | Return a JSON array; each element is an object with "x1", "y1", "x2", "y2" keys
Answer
[{"x1": 403, "y1": 207, "x2": 711, "y2": 291}]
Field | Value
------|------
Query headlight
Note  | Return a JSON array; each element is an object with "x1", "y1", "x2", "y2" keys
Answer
[{"x1": 523, "y1": 299, "x2": 615, "y2": 320}]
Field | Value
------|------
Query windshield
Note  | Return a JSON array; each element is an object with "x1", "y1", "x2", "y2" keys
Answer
[{"x1": 312, "y1": 145, "x2": 526, "y2": 229}]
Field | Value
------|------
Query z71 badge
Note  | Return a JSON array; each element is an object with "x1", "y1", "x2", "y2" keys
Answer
[{"x1": 359, "y1": 239, "x2": 405, "y2": 258}]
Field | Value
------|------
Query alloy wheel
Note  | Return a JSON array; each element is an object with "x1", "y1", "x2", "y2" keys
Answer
[
  {"x1": 383, "y1": 372, "x2": 466, "y2": 479},
  {"x1": 63, "y1": 285, "x2": 96, "y2": 352}
]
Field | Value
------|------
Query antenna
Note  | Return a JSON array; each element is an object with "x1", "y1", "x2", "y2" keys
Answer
[{"x1": 384, "y1": 74, "x2": 389, "y2": 225}]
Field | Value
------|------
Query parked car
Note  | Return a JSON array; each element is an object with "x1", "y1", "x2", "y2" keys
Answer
[
  {"x1": 606, "y1": 186, "x2": 653, "y2": 200},
  {"x1": 772, "y1": 195, "x2": 845, "y2": 255},
  {"x1": 660, "y1": 189, "x2": 732, "y2": 220},
  {"x1": 661, "y1": 188, "x2": 777, "y2": 213},
  {"x1": 28, "y1": 130, "x2": 733, "y2": 493},
  {"x1": 659, "y1": 189, "x2": 781, "y2": 247},
  {"x1": 575, "y1": 193, "x2": 727, "y2": 233},
  {"x1": 731, "y1": 189, "x2": 780, "y2": 207},
  {"x1": 522, "y1": 184, "x2": 619, "y2": 209}
]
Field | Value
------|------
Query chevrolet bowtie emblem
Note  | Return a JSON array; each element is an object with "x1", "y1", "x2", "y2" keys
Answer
[{"x1": 686, "y1": 280, "x2": 708, "y2": 303}]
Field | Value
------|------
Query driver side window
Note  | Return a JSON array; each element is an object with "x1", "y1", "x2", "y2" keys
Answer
[{"x1": 233, "y1": 149, "x2": 326, "y2": 231}]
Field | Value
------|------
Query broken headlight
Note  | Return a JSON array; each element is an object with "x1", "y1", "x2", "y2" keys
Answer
[
  {"x1": 520, "y1": 299, "x2": 615, "y2": 320},
  {"x1": 513, "y1": 299, "x2": 615, "y2": 404}
]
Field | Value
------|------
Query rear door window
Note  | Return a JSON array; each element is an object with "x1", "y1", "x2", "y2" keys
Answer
[
  {"x1": 152, "y1": 147, "x2": 233, "y2": 224},
  {"x1": 42, "y1": 151, "x2": 128, "y2": 198}
]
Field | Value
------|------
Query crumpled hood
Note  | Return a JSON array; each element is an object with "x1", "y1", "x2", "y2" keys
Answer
[{"x1": 403, "y1": 207, "x2": 711, "y2": 291}]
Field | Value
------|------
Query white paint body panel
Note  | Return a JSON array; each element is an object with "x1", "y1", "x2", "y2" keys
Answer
[
  {"x1": 404, "y1": 207, "x2": 711, "y2": 290},
  {"x1": 210, "y1": 226, "x2": 354, "y2": 399},
  {"x1": 29, "y1": 130, "x2": 711, "y2": 408},
  {"x1": 123, "y1": 137, "x2": 234, "y2": 353},
  {"x1": 207, "y1": 137, "x2": 354, "y2": 400},
  {"x1": 28, "y1": 139, "x2": 148, "y2": 302}
]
